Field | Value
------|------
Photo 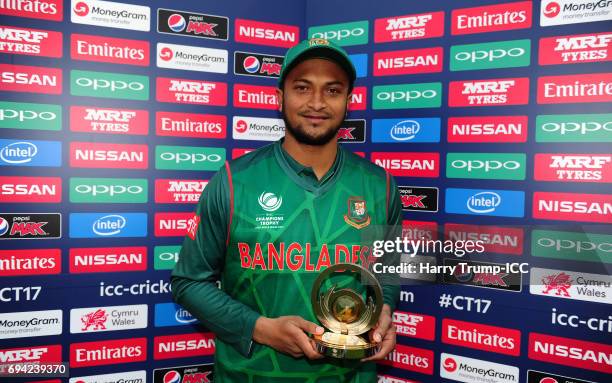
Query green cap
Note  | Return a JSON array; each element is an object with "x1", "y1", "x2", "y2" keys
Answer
[{"x1": 278, "y1": 38, "x2": 356, "y2": 90}]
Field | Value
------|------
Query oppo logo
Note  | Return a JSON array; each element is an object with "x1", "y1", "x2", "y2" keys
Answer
[
  {"x1": 0, "y1": 109, "x2": 56, "y2": 122},
  {"x1": 467, "y1": 192, "x2": 501, "y2": 213},
  {"x1": 0, "y1": 142, "x2": 37, "y2": 164},
  {"x1": 376, "y1": 89, "x2": 437, "y2": 102},
  {"x1": 75, "y1": 184, "x2": 143, "y2": 197},
  {"x1": 537, "y1": 237, "x2": 612, "y2": 253},
  {"x1": 92, "y1": 215, "x2": 126, "y2": 236},
  {"x1": 389, "y1": 120, "x2": 420, "y2": 141},
  {"x1": 75, "y1": 77, "x2": 144, "y2": 92},
  {"x1": 158, "y1": 252, "x2": 179, "y2": 262},
  {"x1": 311, "y1": 28, "x2": 365, "y2": 41},
  {"x1": 455, "y1": 48, "x2": 525, "y2": 63},
  {"x1": 542, "y1": 121, "x2": 612, "y2": 135},
  {"x1": 451, "y1": 160, "x2": 521, "y2": 172},
  {"x1": 159, "y1": 152, "x2": 222, "y2": 164}
]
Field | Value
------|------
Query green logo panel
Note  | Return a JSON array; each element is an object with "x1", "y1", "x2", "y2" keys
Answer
[
  {"x1": 154, "y1": 245, "x2": 181, "y2": 270},
  {"x1": 450, "y1": 39, "x2": 531, "y2": 71},
  {"x1": 156, "y1": 145, "x2": 226, "y2": 171},
  {"x1": 446, "y1": 153, "x2": 526, "y2": 180},
  {"x1": 70, "y1": 178, "x2": 148, "y2": 203},
  {"x1": 532, "y1": 230, "x2": 612, "y2": 264},
  {"x1": 373, "y1": 83, "x2": 442, "y2": 109},
  {"x1": 536, "y1": 114, "x2": 612, "y2": 142},
  {"x1": 308, "y1": 20, "x2": 369, "y2": 46},
  {"x1": 71, "y1": 70, "x2": 149, "y2": 100},
  {"x1": 0, "y1": 101, "x2": 62, "y2": 131}
]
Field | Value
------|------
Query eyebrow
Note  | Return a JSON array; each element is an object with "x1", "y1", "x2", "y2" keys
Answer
[{"x1": 292, "y1": 78, "x2": 346, "y2": 87}]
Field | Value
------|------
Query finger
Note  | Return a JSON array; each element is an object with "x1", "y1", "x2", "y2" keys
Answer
[
  {"x1": 371, "y1": 309, "x2": 392, "y2": 343},
  {"x1": 293, "y1": 316, "x2": 324, "y2": 335},
  {"x1": 362, "y1": 325, "x2": 396, "y2": 362},
  {"x1": 295, "y1": 332, "x2": 323, "y2": 359}
]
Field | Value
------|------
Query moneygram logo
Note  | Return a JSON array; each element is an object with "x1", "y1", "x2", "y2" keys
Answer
[
  {"x1": 0, "y1": 139, "x2": 61, "y2": 167},
  {"x1": 70, "y1": 371, "x2": 147, "y2": 383},
  {"x1": 446, "y1": 153, "x2": 526, "y2": 180},
  {"x1": 70, "y1": 178, "x2": 147, "y2": 203},
  {"x1": 71, "y1": 70, "x2": 149, "y2": 101},
  {"x1": 392, "y1": 311, "x2": 436, "y2": 340},
  {"x1": 70, "y1": 106, "x2": 148, "y2": 135},
  {"x1": 452, "y1": 1, "x2": 532, "y2": 35},
  {"x1": 156, "y1": 77, "x2": 227, "y2": 106},
  {"x1": 373, "y1": 47, "x2": 442, "y2": 76},
  {"x1": 71, "y1": 0, "x2": 150, "y2": 32},
  {"x1": 534, "y1": 154, "x2": 612, "y2": 183},
  {"x1": 530, "y1": 267, "x2": 612, "y2": 305},
  {"x1": 451, "y1": 39, "x2": 530, "y2": 71},
  {"x1": 537, "y1": 73, "x2": 612, "y2": 104},
  {"x1": 70, "y1": 142, "x2": 148, "y2": 169},
  {"x1": 70, "y1": 304, "x2": 147, "y2": 334},
  {"x1": 0, "y1": 101, "x2": 61, "y2": 131},
  {"x1": 533, "y1": 191, "x2": 612, "y2": 223},
  {"x1": 0, "y1": 0, "x2": 62, "y2": 21},
  {"x1": 531, "y1": 229, "x2": 612, "y2": 264},
  {"x1": 373, "y1": 83, "x2": 441, "y2": 109},
  {"x1": 448, "y1": 116, "x2": 527, "y2": 143},
  {"x1": 155, "y1": 179, "x2": 207, "y2": 204},
  {"x1": 234, "y1": 51, "x2": 283, "y2": 78},
  {"x1": 442, "y1": 318, "x2": 521, "y2": 356},
  {"x1": 445, "y1": 188, "x2": 525, "y2": 218},
  {"x1": 69, "y1": 246, "x2": 147, "y2": 273},
  {"x1": 155, "y1": 145, "x2": 225, "y2": 171},
  {"x1": 0, "y1": 344, "x2": 62, "y2": 364},
  {"x1": 539, "y1": 32, "x2": 612, "y2": 65},
  {"x1": 445, "y1": 223, "x2": 524, "y2": 255},
  {"x1": 0, "y1": 26, "x2": 62, "y2": 57},
  {"x1": 528, "y1": 332, "x2": 612, "y2": 373},
  {"x1": 0, "y1": 249, "x2": 61, "y2": 276},
  {"x1": 371, "y1": 152, "x2": 439, "y2": 177},
  {"x1": 154, "y1": 303, "x2": 198, "y2": 327},
  {"x1": 233, "y1": 84, "x2": 278, "y2": 109},
  {"x1": 70, "y1": 338, "x2": 147, "y2": 368},
  {"x1": 536, "y1": 114, "x2": 612, "y2": 143},
  {"x1": 540, "y1": 0, "x2": 612, "y2": 26},
  {"x1": 154, "y1": 332, "x2": 215, "y2": 360},
  {"x1": 232, "y1": 116, "x2": 284, "y2": 141},
  {"x1": 0, "y1": 213, "x2": 61, "y2": 240},
  {"x1": 69, "y1": 213, "x2": 147, "y2": 239},
  {"x1": 158, "y1": 8, "x2": 228, "y2": 40},
  {"x1": 374, "y1": 11, "x2": 444, "y2": 43},
  {"x1": 0, "y1": 176, "x2": 61, "y2": 203},
  {"x1": 450, "y1": 77, "x2": 529, "y2": 107},
  {"x1": 235, "y1": 19, "x2": 298, "y2": 47},
  {"x1": 71, "y1": 34, "x2": 149, "y2": 66},
  {"x1": 440, "y1": 353, "x2": 519, "y2": 383},
  {"x1": 309, "y1": 20, "x2": 368, "y2": 46},
  {"x1": 156, "y1": 43, "x2": 228, "y2": 73},
  {"x1": 0, "y1": 64, "x2": 62, "y2": 94},
  {"x1": 380, "y1": 344, "x2": 433, "y2": 375},
  {"x1": 156, "y1": 111, "x2": 225, "y2": 139},
  {"x1": 0, "y1": 310, "x2": 62, "y2": 339}
]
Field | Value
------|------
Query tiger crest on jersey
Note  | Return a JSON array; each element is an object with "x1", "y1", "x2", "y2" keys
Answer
[{"x1": 344, "y1": 197, "x2": 371, "y2": 229}]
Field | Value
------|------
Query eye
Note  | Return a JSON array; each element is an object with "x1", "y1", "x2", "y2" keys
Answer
[
  {"x1": 294, "y1": 85, "x2": 309, "y2": 92},
  {"x1": 327, "y1": 87, "x2": 341, "y2": 95}
]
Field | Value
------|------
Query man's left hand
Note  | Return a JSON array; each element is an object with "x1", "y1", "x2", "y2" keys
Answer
[{"x1": 361, "y1": 303, "x2": 396, "y2": 362}]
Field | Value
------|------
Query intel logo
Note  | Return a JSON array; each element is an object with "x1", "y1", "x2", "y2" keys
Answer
[
  {"x1": 467, "y1": 192, "x2": 501, "y2": 214},
  {"x1": 390, "y1": 120, "x2": 420, "y2": 141},
  {"x1": 175, "y1": 307, "x2": 197, "y2": 324},
  {"x1": 92, "y1": 214, "x2": 126, "y2": 236},
  {"x1": 0, "y1": 142, "x2": 37, "y2": 164}
]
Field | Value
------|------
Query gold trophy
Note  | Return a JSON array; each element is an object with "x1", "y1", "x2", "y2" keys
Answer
[{"x1": 310, "y1": 263, "x2": 383, "y2": 359}]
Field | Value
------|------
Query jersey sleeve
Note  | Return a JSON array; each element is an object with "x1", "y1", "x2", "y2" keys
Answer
[
  {"x1": 171, "y1": 163, "x2": 261, "y2": 358},
  {"x1": 381, "y1": 172, "x2": 402, "y2": 311}
]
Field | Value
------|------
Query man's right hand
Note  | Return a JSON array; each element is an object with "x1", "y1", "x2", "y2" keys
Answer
[{"x1": 253, "y1": 316, "x2": 324, "y2": 359}]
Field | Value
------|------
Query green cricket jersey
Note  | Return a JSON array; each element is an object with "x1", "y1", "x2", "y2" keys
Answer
[{"x1": 172, "y1": 138, "x2": 402, "y2": 382}]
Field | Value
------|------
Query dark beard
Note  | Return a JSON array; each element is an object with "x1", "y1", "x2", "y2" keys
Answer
[{"x1": 281, "y1": 109, "x2": 344, "y2": 146}]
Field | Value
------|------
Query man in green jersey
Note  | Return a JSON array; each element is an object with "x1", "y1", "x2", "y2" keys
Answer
[{"x1": 172, "y1": 38, "x2": 402, "y2": 382}]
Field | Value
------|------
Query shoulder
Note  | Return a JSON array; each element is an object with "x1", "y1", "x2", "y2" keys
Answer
[
  {"x1": 226, "y1": 142, "x2": 276, "y2": 174},
  {"x1": 341, "y1": 146, "x2": 389, "y2": 182}
]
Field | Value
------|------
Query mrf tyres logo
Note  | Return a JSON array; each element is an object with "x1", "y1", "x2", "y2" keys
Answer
[
  {"x1": 71, "y1": 0, "x2": 150, "y2": 31},
  {"x1": 0, "y1": 25, "x2": 62, "y2": 57},
  {"x1": 539, "y1": 32, "x2": 612, "y2": 65},
  {"x1": 153, "y1": 363, "x2": 214, "y2": 383},
  {"x1": 398, "y1": 186, "x2": 438, "y2": 212},
  {"x1": 0, "y1": 213, "x2": 61, "y2": 239},
  {"x1": 530, "y1": 267, "x2": 611, "y2": 305},
  {"x1": 234, "y1": 51, "x2": 283, "y2": 78},
  {"x1": 449, "y1": 77, "x2": 529, "y2": 107},
  {"x1": 158, "y1": 8, "x2": 228, "y2": 40},
  {"x1": 70, "y1": 106, "x2": 148, "y2": 135},
  {"x1": 156, "y1": 77, "x2": 227, "y2": 106},
  {"x1": 374, "y1": 11, "x2": 444, "y2": 43},
  {"x1": 534, "y1": 153, "x2": 611, "y2": 182},
  {"x1": 155, "y1": 179, "x2": 207, "y2": 204}
]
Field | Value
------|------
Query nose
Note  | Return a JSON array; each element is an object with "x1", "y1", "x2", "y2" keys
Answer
[{"x1": 307, "y1": 89, "x2": 326, "y2": 111}]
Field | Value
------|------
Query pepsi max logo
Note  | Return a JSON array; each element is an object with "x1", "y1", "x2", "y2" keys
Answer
[
  {"x1": 234, "y1": 51, "x2": 284, "y2": 78},
  {"x1": 158, "y1": 9, "x2": 229, "y2": 41},
  {"x1": 163, "y1": 371, "x2": 181, "y2": 383},
  {"x1": 153, "y1": 363, "x2": 214, "y2": 383},
  {"x1": 168, "y1": 14, "x2": 186, "y2": 32},
  {"x1": 0, "y1": 217, "x2": 8, "y2": 236}
]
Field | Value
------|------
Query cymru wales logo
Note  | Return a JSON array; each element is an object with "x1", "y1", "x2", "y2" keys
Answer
[{"x1": 344, "y1": 197, "x2": 370, "y2": 229}]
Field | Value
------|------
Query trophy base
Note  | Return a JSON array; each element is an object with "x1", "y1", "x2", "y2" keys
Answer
[{"x1": 312, "y1": 332, "x2": 379, "y2": 359}]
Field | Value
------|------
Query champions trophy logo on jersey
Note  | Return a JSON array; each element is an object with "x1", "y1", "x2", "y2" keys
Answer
[
  {"x1": 81, "y1": 309, "x2": 108, "y2": 331},
  {"x1": 258, "y1": 192, "x2": 283, "y2": 212},
  {"x1": 542, "y1": 272, "x2": 572, "y2": 297},
  {"x1": 344, "y1": 197, "x2": 371, "y2": 229}
]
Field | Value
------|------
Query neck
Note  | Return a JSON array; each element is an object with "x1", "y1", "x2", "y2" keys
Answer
[{"x1": 282, "y1": 134, "x2": 338, "y2": 180}]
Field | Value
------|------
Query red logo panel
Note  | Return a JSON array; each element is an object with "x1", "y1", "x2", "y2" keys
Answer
[
  {"x1": 70, "y1": 142, "x2": 148, "y2": 169},
  {"x1": 0, "y1": 345, "x2": 61, "y2": 365},
  {"x1": 0, "y1": 176, "x2": 61, "y2": 203},
  {"x1": 71, "y1": 34, "x2": 149, "y2": 66},
  {"x1": 449, "y1": 77, "x2": 529, "y2": 107},
  {"x1": 234, "y1": 19, "x2": 298, "y2": 48},
  {"x1": 0, "y1": 25, "x2": 62, "y2": 57},
  {"x1": 156, "y1": 111, "x2": 226, "y2": 139},
  {"x1": 529, "y1": 332, "x2": 612, "y2": 373},
  {"x1": 380, "y1": 344, "x2": 433, "y2": 375},
  {"x1": 69, "y1": 247, "x2": 147, "y2": 273},
  {"x1": 442, "y1": 318, "x2": 521, "y2": 356},
  {"x1": 402, "y1": 220, "x2": 438, "y2": 241},
  {"x1": 539, "y1": 32, "x2": 612, "y2": 65},
  {"x1": 373, "y1": 47, "x2": 443, "y2": 76},
  {"x1": 156, "y1": 77, "x2": 227, "y2": 106},
  {"x1": 0, "y1": 64, "x2": 61, "y2": 94},
  {"x1": 70, "y1": 338, "x2": 146, "y2": 368},
  {"x1": 534, "y1": 154, "x2": 612, "y2": 183},
  {"x1": 371, "y1": 152, "x2": 439, "y2": 177},
  {"x1": 447, "y1": 116, "x2": 527, "y2": 143},
  {"x1": 70, "y1": 106, "x2": 148, "y2": 135},
  {"x1": 348, "y1": 86, "x2": 367, "y2": 111},
  {"x1": 233, "y1": 84, "x2": 278, "y2": 109},
  {"x1": 155, "y1": 179, "x2": 208, "y2": 204},
  {"x1": 154, "y1": 332, "x2": 215, "y2": 360},
  {"x1": 393, "y1": 310, "x2": 436, "y2": 341},
  {"x1": 155, "y1": 212, "x2": 197, "y2": 237},
  {"x1": 537, "y1": 73, "x2": 612, "y2": 104},
  {"x1": 452, "y1": 1, "x2": 532, "y2": 35},
  {"x1": 0, "y1": 249, "x2": 61, "y2": 276},
  {"x1": 374, "y1": 11, "x2": 444, "y2": 43},
  {"x1": 533, "y1": 192, "x2": 612, "y2": 223},
  {"x1": 444, "y1": 223, "x2": 524, "y2": 255},
  {"x1": 0, "y1": 0, "x2": 62, "y2": 21}
]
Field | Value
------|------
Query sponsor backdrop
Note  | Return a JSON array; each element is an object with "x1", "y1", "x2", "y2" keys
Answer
[{"x1": 0, "y1": 0, "x2": 610, "y2": 382}]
